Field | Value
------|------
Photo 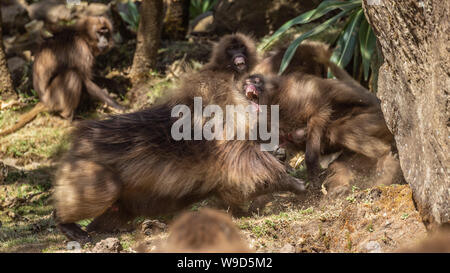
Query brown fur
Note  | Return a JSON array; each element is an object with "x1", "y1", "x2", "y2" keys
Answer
[
  {"x1": 254, "y1": 41, "x2": 332, "y2": 77},
  {"x1": 395, "y1": 230, "x2": 450, "y2": 253},
  {"x1": 54, "y1": 69, "x2": 306, "y2": 242},
  {"x1": 0, "y1": 16, "x2": 124, "y2": 137},
  {"x1": 201, "y1": 33, "x2": 258, "y2": 80},
  {"x1": 250, "y1": 41, "x2": 402, "y2": 194},
  {"x1": 242, "y1": 73, "x2": 395, "y2": 188},
  {"x1": 160, "y1": 209, "x2": 250, "y2": 253}
]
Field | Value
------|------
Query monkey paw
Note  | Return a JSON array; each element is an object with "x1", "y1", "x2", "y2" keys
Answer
[
  {"x1": 290, "y1": 177, "x2": 307, "y2": 193},
  {"x1": 57, "y1": 223, "x2": 91, "y2": 244}
]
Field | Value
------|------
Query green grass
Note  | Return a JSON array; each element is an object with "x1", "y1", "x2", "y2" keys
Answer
[
  {"x1": 147, "y1": 79, "x2": 174, "y2": 105},
  {"x1": 0, "y1": 108, "x2": 71, "y2": 162}
]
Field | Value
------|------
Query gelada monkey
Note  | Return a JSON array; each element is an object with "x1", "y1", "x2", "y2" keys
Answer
[
  {"x1": 201, "y1": 33, "x2": 258, "y2": 80},
  {"x1": 54, "y1": 69, "x2": 306, "y2": 242},
  {"x1": 0, "y1": 16, "x2": 124, "y2": 137},
  {"x1": 249, "y1": 41, "x2": 399, "y2": 193}
]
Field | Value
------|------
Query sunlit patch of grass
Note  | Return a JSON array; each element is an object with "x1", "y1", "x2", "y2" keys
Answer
[
  {"x1": 147, "y1": 79, "x2": 174, "y2": 105},
  {"x1": 0, "y1": 163, "x2": 58, "y2": 253},
  {"x1": 76, "y1": 219, "x2": 92, "y2": 228},
  {"x1": 119, "y1": 233, "x2": 137, "y2": 252},
  {"x1": 0, "y1": 109, "x2": 71, "y2": 162}
]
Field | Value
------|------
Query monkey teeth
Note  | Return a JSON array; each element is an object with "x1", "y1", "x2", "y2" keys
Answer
[
  {"x1": 245, "y1": 85, "x2": 259, "y2": 101},
  {"x1": 245, "y1": 84, "x2": 260, "y2": 112},
  {"x1": 234, "y1": 56, "x2": 246, "y2": 70}
]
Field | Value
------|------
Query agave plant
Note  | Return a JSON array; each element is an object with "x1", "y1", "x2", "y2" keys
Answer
[
  {"x1": 119, "y1": 1, "x2": 140, "y2": 33},
  {"x1": 190, "y1": 0, "x2": 218, "y2": 20},
  {"x1": 260, "y1": 0, "x2": 377, "y2": 81}
]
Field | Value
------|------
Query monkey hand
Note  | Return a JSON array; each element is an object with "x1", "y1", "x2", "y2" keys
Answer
[
  {"x1": 308, "y1": 174, "x2": 322, "y2": 189},
  {"x1": 285, "y1": 175, "x2": 307, "y2": 194}
]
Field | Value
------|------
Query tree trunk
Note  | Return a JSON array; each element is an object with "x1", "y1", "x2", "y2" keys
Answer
[
  {"x1": 0, "y1": 7, "x2": 15, "y2": 99},
  {"x1": 130, "y1": 0, "x2": 164, "y2": 86},
  {"x1": 162, "y1": 0, "x2": 190, "y2": 40},
  {"x1": 362, "y1": 0, "x2": 449, "y2": 229}
]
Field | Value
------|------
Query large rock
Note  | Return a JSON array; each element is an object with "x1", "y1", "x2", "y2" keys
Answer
[
  {"x1": 28, "y1": 0, "x2": 72, "y2": 23},
  {"x1": 92, "y1": 238, "x2": 123, "y2": 253},
  {"x1": 212, "y1": 0, "x2": 321, "y2": 37},
  {"x1": 0, "y1": 0, "x2": 29, "y2": 36},
  {"x1": 362, "y1": 0, "x2": 449, "y2": 229},
  {"x1": 7, "y1": 56, "x2": 26, "y2": 85}
]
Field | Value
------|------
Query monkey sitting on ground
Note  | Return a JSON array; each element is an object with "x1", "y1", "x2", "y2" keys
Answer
[
  {"x1": 201, "y1": 33, "x2": 258, "y2": 80},
  {"x1": 241, "y1": 73, "x2": 398, "y2": 192},
  {"x1": 54, "y1": 68, "x2": 306, "y2": 242},
  {"x1": 0, "y1": 16, "x2": 125, "y2": 137},
  {"x1": 158, "y1": 208, "x2": 250, "y2": 253}
]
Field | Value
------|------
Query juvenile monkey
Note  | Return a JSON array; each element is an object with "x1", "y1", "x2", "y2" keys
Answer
[
  {"x1": 201, "y1": 33, "x2": 258, "y2": 80},
  {"x1": 160, "y1": 208, "x2": 250, "y2": 253},
  {"x1": 0, "y1": 16, "x2": 124, "y2": 137},
  {"x1": 54, "y1": 70, "x2": 306, "y2": 242}
]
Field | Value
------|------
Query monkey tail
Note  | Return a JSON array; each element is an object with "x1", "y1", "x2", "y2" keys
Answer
[{"x1": 0, "y1": 102, "x2": 47, "y2": 137}]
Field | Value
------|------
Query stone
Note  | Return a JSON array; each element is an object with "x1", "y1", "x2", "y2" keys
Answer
[
  {"x1": 364, "y1": 241, "x2": 382, "y2": 253},
  {"x1": 141, "y1": 219, "x2": 167, "y2": 236},
  {"x1": 279, "y1": 243, "x2": 295, "y2": 253},
  {"x1": 92, "y1": 237, "x2": 123, "y2": 253},
  {"x1": 28, "y1": 0, "x2": 72, "y2": 23}
]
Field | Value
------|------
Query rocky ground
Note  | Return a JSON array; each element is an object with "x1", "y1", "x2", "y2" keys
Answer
[{"x1": 0, "y1": 0, "x2": 430, "y2": 253}]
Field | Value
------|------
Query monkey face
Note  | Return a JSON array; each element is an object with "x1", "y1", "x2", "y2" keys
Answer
[
  {"x1": 96, "y1": 26, "x2": 111, "y2": 53},
  {"x1": 83, "y1": 16, "x2": 113, "y2": 56},
  {"x1": 208, "y1": 34, "x2": 257, "y2": 76},
  {"x1": 243, "y1": 74, "x2": 264, "y2": 103},
  {"x1": 242, "y1": 74, "x2": 281, "y2": 112},
  {"x1": 227, "y1": 41, "x2": 248, "y2": 72},
  {"x1": 242, "y1": 74, "x2": 265, "y2": 112}
]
